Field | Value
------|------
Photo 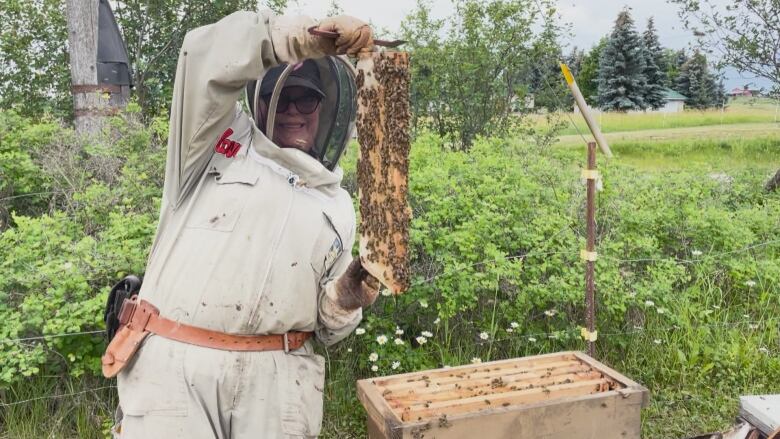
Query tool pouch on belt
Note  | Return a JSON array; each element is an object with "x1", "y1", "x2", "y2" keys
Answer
[
  {"x1": 104, "y1": 275, "x2": 142, "y2": 342},
  {"x1": 101, "y1": 296, "x2": 158, "y2": 378}
]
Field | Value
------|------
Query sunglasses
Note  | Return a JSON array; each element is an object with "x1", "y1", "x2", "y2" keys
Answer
[{"x1": 264, "y1": 93, "x2": 322, "y2": 115}]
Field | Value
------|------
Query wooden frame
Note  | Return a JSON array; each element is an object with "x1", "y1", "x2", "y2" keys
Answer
[{"x1": 357, "y1": 351, "x2": 649, "y2": 439}]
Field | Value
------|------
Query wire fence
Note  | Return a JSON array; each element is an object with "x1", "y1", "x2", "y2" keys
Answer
[{"x1": 0, "y1": 385, "x2": 116, "y2": 408}]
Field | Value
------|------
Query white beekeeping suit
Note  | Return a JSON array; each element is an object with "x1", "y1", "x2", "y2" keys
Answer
[{"x1": 111, "y1": 10, "x2": 377, "y2": 439}]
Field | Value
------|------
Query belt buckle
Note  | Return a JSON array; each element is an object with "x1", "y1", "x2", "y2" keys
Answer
[{"x1": 283, "y1": 333, "x2": 290, "y2": 353}]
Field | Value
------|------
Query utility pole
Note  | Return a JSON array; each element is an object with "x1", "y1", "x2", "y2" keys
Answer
[{"x1": 66, "y1": 0, "x2": 131, "y2": 135}]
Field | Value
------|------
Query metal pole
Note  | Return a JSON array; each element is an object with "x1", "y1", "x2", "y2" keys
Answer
[{"x1": 585, "y1": 141, "x2": 597, "y2": 357}]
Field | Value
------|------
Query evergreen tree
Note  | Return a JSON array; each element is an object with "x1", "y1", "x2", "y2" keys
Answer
[
  {"x1": 526, "y1": 19, "x2": 570, "y2": 111},
  {"x1": 597, "y1": 10, "x2": 648, "y2": 111},
  {"x1": 579, "y1": 38, "x2": 607, "y2": 105},
  {"x1": 675, "y1": 50, "x2": 718, "y2": 109},
  {"x1": 663, "y1": 48, "x2": 686, "y2": 88},
  {"x1": 641, "y1": 17, "x2": 666, "y2": 109}
]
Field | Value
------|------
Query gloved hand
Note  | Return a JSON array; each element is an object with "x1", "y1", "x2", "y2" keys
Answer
[
  {"x1": 315, "y1": 15, "x2": 374, "y2": 55},
  {"x1": 334, "y1": 257, "x2": 381, "y2": 310}
]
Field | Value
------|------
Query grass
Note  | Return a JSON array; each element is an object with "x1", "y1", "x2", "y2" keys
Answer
[
  {"x1": 0, "y1": 377, "x2": 115, "y2": 438},
  {"x1": 533, "y1": 96, "x2": 780, "y2": 135}
]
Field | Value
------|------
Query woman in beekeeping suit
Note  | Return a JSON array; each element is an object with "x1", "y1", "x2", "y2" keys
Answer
[{"x1": 104, "y1": 8, "x2": 380, "y2": 439}]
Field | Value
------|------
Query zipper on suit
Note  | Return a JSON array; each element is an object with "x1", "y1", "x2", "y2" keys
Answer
[{"x1": 246, "y1": 176, "x2": 296, "y2": 328}]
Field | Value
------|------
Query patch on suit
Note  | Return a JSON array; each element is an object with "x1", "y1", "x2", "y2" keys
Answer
[
  {"x1": 214, "y1": 128, "x2": 242, "y2": 158},
  {"x1": 323, "y1": 236, "x2": 343, "y2": 275}
]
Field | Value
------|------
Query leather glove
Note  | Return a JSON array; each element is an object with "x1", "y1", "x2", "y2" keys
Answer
[
  {"x1": 315, "y1": 15, "x2": 374, "y2": 55},
  {"x1": 334, "y1": 257, "x2": 381, "y2": 310}
]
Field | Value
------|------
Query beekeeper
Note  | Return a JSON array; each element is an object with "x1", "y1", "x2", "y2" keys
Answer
[{"x1": 101, "y1": 9, "x2": 379, "y2": 438}]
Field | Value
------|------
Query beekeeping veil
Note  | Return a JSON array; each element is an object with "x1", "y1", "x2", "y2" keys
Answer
[{"x1": 246, "y1": 57, "x2": 357, "y2": 171}]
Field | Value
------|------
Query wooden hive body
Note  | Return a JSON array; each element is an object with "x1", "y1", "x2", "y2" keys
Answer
[{"x1": 357, "y1": 351, "x2": 649, "y2": 439}]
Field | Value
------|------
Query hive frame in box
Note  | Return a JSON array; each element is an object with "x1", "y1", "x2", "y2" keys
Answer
[{"x1": 357, "y1": 351, "x2": 650, "y2": 439}]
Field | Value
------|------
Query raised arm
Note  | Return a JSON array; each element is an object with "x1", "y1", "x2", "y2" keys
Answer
[{"x1": 162, "y1": 11, "x2": 373, "y2": 207}]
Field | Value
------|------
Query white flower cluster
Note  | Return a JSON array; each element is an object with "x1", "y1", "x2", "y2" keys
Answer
[
  {"x1": 368, "y1": 352, "x2": 378, "y2": 362},
  {"x1": 471, "y1": 357, "x2": 482, "y2": 364},
  {"x1": 376, "y1": 335, "x2": 388, "y2": 345},
  {"x1": 544, "y1": 309, "x2": 557, "y2": 317},
  {"x1": 479, "y1": 332, "x2": 489, "y2": 340},
  {"x1": 355, "y1": 328, "x2": 366, "y2": 335}
]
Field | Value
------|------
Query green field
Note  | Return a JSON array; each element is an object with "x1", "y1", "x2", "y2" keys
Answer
[{"x1": 533, "y1": 96, "x2": 780, "y2": 135}]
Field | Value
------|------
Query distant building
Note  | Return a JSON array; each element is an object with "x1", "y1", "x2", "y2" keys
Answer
[
  {"x1": 658, "y1": 88, "x2": 686, "y2": 113},
  {"x1": 727, "y1": 86, "x2": 760, "y2": 97}
]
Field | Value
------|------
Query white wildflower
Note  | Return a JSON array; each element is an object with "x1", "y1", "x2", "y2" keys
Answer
[
  {"x1": 421, "y1": 331, "x2": 433, "y2": 338},
  {"x1": 471, "y1": 357, "x2": 482, "y2": 364},
  {"x1": 391, "y1": 361, "x2": 401, "y2": 370},
  {"x1": 528, "y1": 337, "x2": 537, "y2": 343},
  {"x1": 644, "y1": 300, "x2": 655, "y2": 307},
  {"x1": 371, "y1": 365, "x2": 379, "y2": 372},
  {"x1": 479, "y1": 332, "x2": 489, "y2": 340},
  {"x1": 416, "y1": 336, "x2": 427, "y2": 345},
  {"x1": 653, "y1": 339, "x2": 662, "y2": 345},
  {"x1": 395, "y1": 328, "x2": 404, "y2": 335},
  {"x1": 419, "y1": 300, "x2": 429, "y2": 308},
  {"x1": 759, "y1": 347, "x2": 769, "y2": 354},
  {"x1": 381, "y1": 289, "x2": 392, "y2": 297},
  {"x1": 347, "y1": 348, "x2": 352, "y2": 353},
  {"x1": 743, "y1": 314, "x2": 750, "y2": 319},
  {"x1": 355, "y1": 328, "x2": 366, "y2": 335},
  {"x1": 376, "y1": 335, "x2": 388, "y2": 345},
  {"x1": 394, "y1": 338, "x2": 405, "y2": 345},
  {"x1": 544, "y1": 309, "x2": 557, "y2": 317},
  {"x1": 745, "y1": 280, "x2": 757, "y2": 288},
  {"x1": 506, "y1": 328, "x2": 514, "y2": 333},
  {"x1": 749, "y1": 324, "x2": 759, "y2": 330},
  {"x1": 691, "y1": 250, "x2": 703, "y2": 257},
  {"x1": 548, "y1": 334, "x2": 558, "y2": 339},
  {"x1": 433, "y1": 318, "x2": 441, "y2": 325},
  {"x1": 656, "y1": 307, "x2": 666, "y2": 314},
  {"x1": 510, "y1": 322, "x2": 519, "y2": 329},
  {"x1": 368, "y1": 352, "x2": 379, "y2": 362}
]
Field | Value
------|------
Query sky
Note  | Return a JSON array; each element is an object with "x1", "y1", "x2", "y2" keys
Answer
[{"x1": 281, "y1": 0, "x2": 771, "y2": 90}]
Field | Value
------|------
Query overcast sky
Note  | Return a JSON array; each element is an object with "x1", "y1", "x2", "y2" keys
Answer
[{"x1": 281, "y1": 0, "x2": 769, "y2": 90}]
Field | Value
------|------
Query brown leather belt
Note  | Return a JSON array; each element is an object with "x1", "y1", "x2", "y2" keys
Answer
[{"x1": 101, "y1": 296, "x2": 312, "y2": 378}]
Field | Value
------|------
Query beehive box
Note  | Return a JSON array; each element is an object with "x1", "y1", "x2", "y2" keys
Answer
[{"x1": 357, "y1": 351, "x2": 649, "y2": 439}]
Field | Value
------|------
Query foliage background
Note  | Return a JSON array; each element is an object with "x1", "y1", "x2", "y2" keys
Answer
[{"x1": 1, "y1": 109, "x2": 779, "y2": 438}]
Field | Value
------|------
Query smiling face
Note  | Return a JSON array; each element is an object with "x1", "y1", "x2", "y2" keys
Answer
[{"x1": 260, "y1": 86, "x2": 321, "y2": 153}]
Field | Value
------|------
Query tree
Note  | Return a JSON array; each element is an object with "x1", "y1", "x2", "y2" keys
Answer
[
  {"x1": 524, "y1": 18, "x2": 570, "y2": 112},
  {"x1": 672, "y1": 0, "x2": 780, "y2": 93},
  {"x1": 675, "y1": 50, "x2": 718, "y2": 109},
  {"x1": 0, "y1": 0, "x2": 280, "y2": 120},
  {"x1": 0, "y1": 0, "x2": 71, "y2": 118},
  {"x1": 401, "y1": 0, "x2": 561, "y2": 149},
  {"x1": 663, "y1": 48, "x2": 686, "y2": 88},
  {"x1": 326, "y1": 0, "x2": 343, "y2": 17},
  {"x1": 672, "y1": 0, "x2": 780, "y2": 191},
  {"x1": 597, "y1": 9, "x2": 648, "y2": 111},
  {"x1": 641, "y1": 17, "x2": 666, "y2": 109},
  {"x1": 578, "y1": 38, "x2": 607, "y2": 106}
]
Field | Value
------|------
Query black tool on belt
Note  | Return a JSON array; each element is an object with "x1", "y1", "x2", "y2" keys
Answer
[{"x1": 104, "y1": 275, "x2": 142, "y2": 341}]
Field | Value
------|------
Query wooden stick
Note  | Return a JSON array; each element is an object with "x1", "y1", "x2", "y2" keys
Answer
[{"x1": 585, "y1": 141, "x2": 597, "y2": 357}]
